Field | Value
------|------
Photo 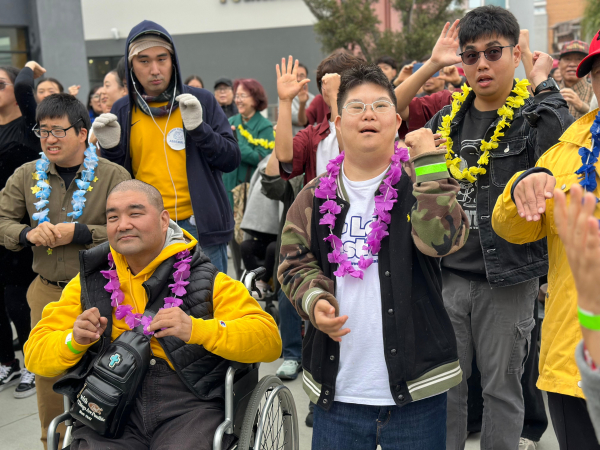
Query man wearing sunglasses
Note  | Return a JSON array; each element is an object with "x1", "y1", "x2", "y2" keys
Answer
[
  {"x1": 0, "y1": 93, "x2": 130, "y2": 449},
  {"x1": 419, "y1": 6, "x2": 573, "y2": 450}
]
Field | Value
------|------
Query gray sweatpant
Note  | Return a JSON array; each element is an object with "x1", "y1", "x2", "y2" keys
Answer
[{"x1": 442, "y1": 270, "x2": 538, "y2": 450}]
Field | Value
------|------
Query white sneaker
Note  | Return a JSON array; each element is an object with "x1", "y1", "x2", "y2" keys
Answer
[
  {"x1": 519, "y1": 438, "x2": 538, "y2": 450},
  {"x1": 0, "y1": 360, "x2": 21, "y2": 392},
  {"x1": 276, "y1": 360, "x2": 302, "y2": 380}
]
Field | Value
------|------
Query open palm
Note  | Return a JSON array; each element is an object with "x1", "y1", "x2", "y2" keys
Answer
[
  {"x1": 431, "y1": 20, "x2": 462, "y2": 68},
  {"x1": 276, "y1": 55, "x2": 310, "y2": 101}
]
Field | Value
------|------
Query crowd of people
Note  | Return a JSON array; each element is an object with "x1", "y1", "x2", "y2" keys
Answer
[{"x1": 0, "y1": 5, "x2": 600, "y2": 450}]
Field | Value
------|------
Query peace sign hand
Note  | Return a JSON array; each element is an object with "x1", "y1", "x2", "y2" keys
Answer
[{"x1": 276, "y1": 56, "x2": 311, "y2": 102}]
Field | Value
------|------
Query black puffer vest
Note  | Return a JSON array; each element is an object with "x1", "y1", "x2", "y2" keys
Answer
[{"x1": 78, "y1": 242, "x2": 229, "y2": 400}]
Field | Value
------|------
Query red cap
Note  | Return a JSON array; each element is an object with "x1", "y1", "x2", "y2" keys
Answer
[{"x1": 577, "y1": 30, "x2": 600, "y2": 78}]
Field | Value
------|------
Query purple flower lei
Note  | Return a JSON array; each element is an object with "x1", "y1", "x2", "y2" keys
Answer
[
  {"x1": 101, "y1": 249, "x2": 193, "y2": 336},
  {"x1": 315, "y1": 143, "x2": 410, "y2": 279}
]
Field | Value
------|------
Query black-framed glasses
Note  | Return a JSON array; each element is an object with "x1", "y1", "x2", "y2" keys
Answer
[
  {"x1": 459, "y1": 46, "x2": 514, "y2": 65},
  {"x1": 343, "y1": 100, "x2": 395, "y2": 115},
  {"x1": 0, "y1": 82, "x2": 13, "y2": 91},
  {"x1": 33, "y1": 118, "x2": 83, "y2": 139}
]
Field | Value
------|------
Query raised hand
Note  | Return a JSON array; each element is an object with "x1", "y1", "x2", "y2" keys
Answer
[
  {"x1": 529, "y1": 51, "x2": 554, "y2": 89},
  {"x1": 393, "y1": 62, "x2": 415, "y2": 86},
  {"x1": 513, "y1": 172, "x2": 556, "y2": 221},
  {"x1": 175, "y1": 93, "x2": 203, "y2": 130},
  {"x1": 405, "y1": 128, "x2": 438, "y2": 158},
  {"x1": 68, "y1": 85, "x2": 81, "y2": 97},
  {"x1": 276, "y1": 56, "x2": 310, "y2": 102},
  {"x1": 25, "y1": 61, "x2": 46, "y2": 79},
  {"x1": 314, "y1": 299, "x2": 350, "y2": 342},
  {"x1": 430, "y1": 20, "x2": 461, "y2": 70},
  {"x1": 438, "y1": 66, "x2": 462, "y2": 86},
  {"x1": 92, "y1": 113, "x2": 121, "y2": 149}
]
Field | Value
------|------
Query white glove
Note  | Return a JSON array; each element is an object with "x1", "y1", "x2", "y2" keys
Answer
[
  {"x1": 92, "y1": 113, "x2": 121, "y2": 149},
  {"x1": 175, "y1": 94, "x2": 203, "y2": 130}
]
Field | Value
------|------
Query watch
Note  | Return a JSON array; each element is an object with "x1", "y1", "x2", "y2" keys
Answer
[{"x1": 534, "y1": 77, "x2": 560, "y2": 96}]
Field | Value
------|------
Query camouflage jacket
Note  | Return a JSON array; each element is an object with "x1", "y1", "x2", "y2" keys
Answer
[{"x1": 278, "y1": 149, "x2": 469, "y2": 410}]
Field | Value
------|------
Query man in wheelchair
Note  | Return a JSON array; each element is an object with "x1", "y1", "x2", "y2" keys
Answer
[{"x1": 24, "y1": 180, "x2": 282, "y2": 450}]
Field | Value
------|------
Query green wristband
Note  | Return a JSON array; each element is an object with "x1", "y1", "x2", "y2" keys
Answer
[
  {"x1": 578, "y1": 306, "x2": 600, "y2": 331},
  {"x1": 414, "y1": 162, "x2": 448, "y2": 177},
  {"x1": 66, "y1": 333, "x2": 82, "y2": 355}
]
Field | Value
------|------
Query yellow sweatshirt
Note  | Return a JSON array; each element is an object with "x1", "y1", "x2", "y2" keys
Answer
[{"x1": 24, "y1": 233, "x2": 282, "y2": 377}]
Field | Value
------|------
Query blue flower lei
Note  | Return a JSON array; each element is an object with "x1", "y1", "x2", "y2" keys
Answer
[
  {"x1": 31, "y1": 143, "x2": 99, "y2": 224},
  {"x1": 576, "y1": 110, "x2": 600, "y2": 195}
]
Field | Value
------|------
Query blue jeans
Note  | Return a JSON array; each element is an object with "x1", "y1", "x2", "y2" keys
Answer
[
  {"x1": 312, "y1": 394, "x2": 447, "y2": 450},
  {"x1": 177, "y1": 219, "x2": 228, "y2": 274},
  {"x1": 278, "y1": 289, "x2": 302, "y2": 362}
]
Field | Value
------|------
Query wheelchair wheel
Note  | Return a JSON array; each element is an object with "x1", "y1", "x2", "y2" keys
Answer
[{"x1": 237, "y1": 375, "x2": 298, "y2": 450}]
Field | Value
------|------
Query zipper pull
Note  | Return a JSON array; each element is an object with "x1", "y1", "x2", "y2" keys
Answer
[{"x1": 77, "y1": 381, "x2": 88, "y2": 399}]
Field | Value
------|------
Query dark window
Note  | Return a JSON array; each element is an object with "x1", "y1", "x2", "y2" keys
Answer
[
  {"x1": 0, "y1": 27, "x2": 29, "y2": 68},
  {"x1": 87, "y1": 56, "x2": 122, "y2": 85}
]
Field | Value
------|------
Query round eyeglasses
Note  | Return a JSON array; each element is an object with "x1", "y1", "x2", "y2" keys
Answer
[{"x1": 343, "y1": 100, "x2": 395, "y2": 115}]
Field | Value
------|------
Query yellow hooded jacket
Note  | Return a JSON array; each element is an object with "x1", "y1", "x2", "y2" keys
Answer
[
  {"x1": 492, "y1": 109, "x2": 600, "y2": 398},
  {"x1": 24, "y1": 231, "x2": 282, "y2": 377}
]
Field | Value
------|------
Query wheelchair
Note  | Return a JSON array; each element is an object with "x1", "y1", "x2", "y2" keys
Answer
[{"x1": 47, "y1": 268, "x2": 299, "y2": 450}]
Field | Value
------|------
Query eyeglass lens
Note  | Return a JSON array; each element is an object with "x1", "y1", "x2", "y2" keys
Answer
[
  {"x1": 0, "y1": 82, "x2": 8, "y2": 91},
  {"x1": 461, "y1": 47, "x2": 505, "y2": 65},
  {"x1": 34, "y1": 129, "x2": 67, "y2": 139}
]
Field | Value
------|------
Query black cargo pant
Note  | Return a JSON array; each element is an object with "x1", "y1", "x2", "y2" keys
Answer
[{"x1": 71, "y1": 358, "x2": 231, "y2": 450}]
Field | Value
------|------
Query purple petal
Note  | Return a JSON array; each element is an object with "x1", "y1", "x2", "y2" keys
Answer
[
  {"x1": 173, "y1": 257, "x2": 192, "y2": 269},
  {"x1": 141, "y1": 315, "x2": 154, "y2": 336},
  {"x1": 174, "y1": 269, "x2": 191, "y2": 282},
  {"x1": 115, "y1": 304, "x2": 133, "y2": 320},
  {"x1": 323, "y1": 234, "x2": 343, "y2": 249},
  {"x1": 319, "y1": 213, "x2": 337, "y2": 227},
  {"x1": 358, "y1": 255, "x2": 373, "y2": 270},
  {"x1": 331, "y1": 152, "x2": 345, "y2": 165},
  {"x1": 177, "y1": 249, "x2": 190, "y2": 259},
  {"x1": 319, "y1": 200, "x2": 342, "y2": 215},
  {"x1": 100, "y1": 269, "x2": 117, "y2": 280},
  {"x1": 125, "y1": 312, "x2": 142, "y2": 329},
  {"x1": 315, "y1": 187, "x2": 336, "y2": 199},
  {"x1": 164, "y1": 297, "x2": 183, "y2": 308},
  {"x1": 107, "y1": 253, "x2": 114, "y2": 264},
  {"x1": 348, "y1": 268, "x2": 364, "y2": 279}
]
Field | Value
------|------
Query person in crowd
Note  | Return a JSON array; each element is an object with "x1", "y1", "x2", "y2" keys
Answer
[
  {"x1": 550, "y1": 66, "x2": 562, "y2": 83},
  {"x1": 554, "y1": 184, "x2": 600, "y2": 443},
  {"x1": 24, "y1": 179, "x2": 282, "y2": 450},
  {"x1": 417, "y1": 68, "x2": 446, "y2": 96},
  {"x1": 422, "y1": 7, "x2": 573, "y2": 450},
  {"x1": 99, "y1": 86, "x2": 111, "y2": 114},
  {"x1": 279, "y1": 64, "x2": 468, "y2": 449},
  {"x1": 557, "y1": 40, "x2": 594, "y2": 119},
  {"x1": 375, "y1": 55, "x2": 398, "y2": 82},
  {"x1": 102, "y1": 69, "x2": 127, "y2": 113},
  {"x1": 0, "y1": 66, "x2": 39, "y2": 399},
  {"x1": 184, "y1": 74, "x2": 204, "y2": 89},
  {"x1": 275, "y1": 52, "x2": 365, "y2": 185},
  {"x1": 239, "y1": 156, "x2": 279, "y2": 298},
  {"x1": 87, "y1": 84, "x2": 103, "y2": 123},
  {"x1": 36, "y1": 77, "x2": 64, "y2": 103},
  {"x1": 0, "y1": 93, "x2": 130, "y2": 449},
  {"x1": 214, "y1": 77, "x2": 238, "y2": 119},
  {"x1": 225, "y1": 78, "x2": 274, "y2": 279},
  {"x1": 116, "y1": 56, "x2": 127, "y2": 88},
  {"x1": 492, "y1": 28, "x2": 600, "y2": 450},
  {"x1": 260, "y1": 151, "x2": 304, "y2": 383},
  {"x1": 290, "y1": 62, "x2": 315, "y2": 136},
  {"x1": 91, "y1": 20, "x2": 240, "y2": 274}
]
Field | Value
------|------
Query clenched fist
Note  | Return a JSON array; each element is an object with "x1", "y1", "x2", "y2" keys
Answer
[
  {"x1": 176, "y1": 94, "x2": 203, "y2": 130},
  {"x1": 73, "y1": 307, "x2": 108, "y2": 345},
  {"x1": 92, "y1": 113, "x2": 121, "y2": 149}
]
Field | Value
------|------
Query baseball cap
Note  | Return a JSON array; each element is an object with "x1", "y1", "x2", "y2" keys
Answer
[
  {"x1": 560, "y1": 40, "x2": 589, "y2": 58},
  {"x1": 214, "y1": 78, "x2": 233, "y2": 90},
  {"x1": 577, "y1": 30, "x2": 600, "y2": 78}
]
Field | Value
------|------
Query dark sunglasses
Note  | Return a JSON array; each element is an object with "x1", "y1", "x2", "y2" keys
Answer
[
  {"x1": 0, "y1": 82, "x2": 13, "y2": 91},
  {"x1": 459, "y1": 45, "x2": 514, "y2": 65}
]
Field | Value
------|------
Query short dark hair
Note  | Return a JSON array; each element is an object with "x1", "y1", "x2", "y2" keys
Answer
[
  {"x1": 233, "y1": 78, "x2": 268, "y2": 112},
  {"x1": 116, "y1": 56, "x2": 127, "y2": 87},
  {"x1": 337, "y1": 64, "x2": 397, "y2": 114},
  {"x1": 458, "y1": 5, "x2": 520, "y2": 49},
  {"x1": 36, "y1": 77, "x2": 64, "y2": 93},
  {"x1": 0, "y1": 66, "x2": 19, "y2": 84},
  {"x1": 297, "y1": 62, "x2": 309, "y2": 75},
  {"x1": 375, "y1": 56, "x2": 397, "y2": 71},
  {"x1": 87, "y1": 84, "x2": 102, "y2": 111},
  {"x1": 184, "y1": 75, "x2": 204, "y2": 88},
  {"x1": 316, "y1": 50, "x2": 366, "y2": 94},
  {"x1": 36, "y1": 93, "x2": 91, "y2": 145},
  {"x1": 108, "y1": 179, "x2": 164, "y2": 212}
]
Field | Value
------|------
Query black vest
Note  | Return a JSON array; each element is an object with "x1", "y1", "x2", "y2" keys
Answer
[{"x1": 76, "y1": 242, "x2": 230, "y2": 400}]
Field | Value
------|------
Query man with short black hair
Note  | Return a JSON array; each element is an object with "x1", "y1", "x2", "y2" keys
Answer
[
  {"x1": 0, "y1": 93, "x2": 130, "y2": 449},
  {"x1": 556, "y1": 40, "x2": 594, "y2": 119},
  {"x1": 214, "y1": 77, "x2": 238, "y2": 118},
  {"x1": 376, "y1": 55, "x2": 398, "y2": 82},
  {"x1": 423, "y1": 6, "x2": 572, "y2": 449},
  {"x1": 279, "y1": 63, "x2": 468, "y2": 449}
]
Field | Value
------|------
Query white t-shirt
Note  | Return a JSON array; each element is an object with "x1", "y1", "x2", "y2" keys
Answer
[
  {"x1": 334, "y1": 164, "x2": 395, "y2": 406},
  {"x1": 315, "y1": 121, "x2": 339, "y2": 177}
]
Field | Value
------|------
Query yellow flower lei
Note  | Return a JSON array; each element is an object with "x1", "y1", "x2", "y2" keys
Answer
[
  {"x1": 438, "y1": 79, "x2": 530, "y2": 183},
  {"x1": 237, "y1": 124, "x2": 275, "y2": 150}
]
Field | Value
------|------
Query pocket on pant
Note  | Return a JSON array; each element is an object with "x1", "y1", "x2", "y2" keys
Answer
[{"x1": 507, "y1": 317, "x2": 535, "y2": 374}]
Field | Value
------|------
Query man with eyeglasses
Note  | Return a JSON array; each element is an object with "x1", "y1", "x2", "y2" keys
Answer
[
  {"x1": 556, "y1": 40, "x2": 594, "y2": 120},
  {"x1": 278, "y1": 63, "x2": 468, "y2": 449},
  {"x1": 419, "y1": 6, "x2": 573, "y2": 450},
  {"x1": 0, "y1": 93, "x2": 130, "y2": 449},
  {"x1": 213, "y1": 78, "x2": 238, "y2": 119}
]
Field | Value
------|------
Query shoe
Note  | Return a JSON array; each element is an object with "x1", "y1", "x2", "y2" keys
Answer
[
  {"x1": 14, "y1": 368, "x2": 36, "y2": 399},
  {"x1": 519, "y1": 438, "x2": 538, "y2": 450},
  {"x1": 276, "y1": 360, "x2": 302, "y2": 380},
  {"x1": 305, "y1": 402, "x2": 315, "y2": 428},
  {"x1": 252, "y1": 280, "x2": 271, "y2": 300},
  {"x1": 0, "y1": 360, "x2": 21, "y2": 392}
]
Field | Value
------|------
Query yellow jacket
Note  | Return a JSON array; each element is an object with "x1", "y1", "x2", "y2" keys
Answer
[
  {"x1": 24, "y1": 232, "x2": 282, "y2": 377},
  {"x1": 492, "y1": 109, "x2": 600, "y2": 398}
]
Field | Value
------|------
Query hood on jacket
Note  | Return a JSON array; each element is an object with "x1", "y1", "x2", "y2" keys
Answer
[{"x1": 124, "y1": 20, "x2": 184, "y2": 104}]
